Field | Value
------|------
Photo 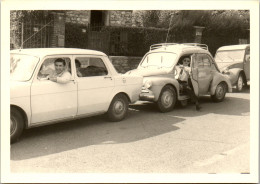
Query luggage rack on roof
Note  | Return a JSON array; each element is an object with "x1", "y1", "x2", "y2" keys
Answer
[{"x1": 150, "y1": 43, "x2": 208, "y2": 51}]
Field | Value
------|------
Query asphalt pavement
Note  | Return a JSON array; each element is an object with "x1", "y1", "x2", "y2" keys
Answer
[{"x1": 10, "y1": 88, "x2": 251, "y2": 174}]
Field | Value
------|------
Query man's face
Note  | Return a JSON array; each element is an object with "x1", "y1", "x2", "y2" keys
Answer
[
  {"x1": 55, "y1": 61, "x2": 65, "y2": 74},
  {"x1": 183, "y1": 58, "x2": 190, "y2": 67}
]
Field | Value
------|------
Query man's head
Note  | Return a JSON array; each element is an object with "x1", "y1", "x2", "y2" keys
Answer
[
  {"x1": 182, "y1": 57, "x2": 191, "y2": 67},
  {"x1": 75, "y1": 59, "x2": 81, "y2": 69},
  {"x1": 54, "y1": 58, "x2": 66, "y2": 74}
]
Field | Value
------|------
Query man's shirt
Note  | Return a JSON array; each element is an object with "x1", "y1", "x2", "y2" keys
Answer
[
  {"x1": 176, "y1": 65, "x2": 191, "y2": 82},
  {"x1": 50, "y1": 70, "x2": 72, "y2": 84}
]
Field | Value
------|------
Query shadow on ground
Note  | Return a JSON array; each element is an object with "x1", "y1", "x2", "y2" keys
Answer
[
  {"x1": 11, "y1": 108, "x2": 184, "y2": 160},
  {"x1": 11, "y1": 88, "x2": 249, "y2": 160},
  {"x1": 131, "y1": 93, "x2": 249, "y2": 118}
]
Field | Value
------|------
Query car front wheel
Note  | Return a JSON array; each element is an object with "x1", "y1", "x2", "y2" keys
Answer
[
  {"x1": 211, "y1": 82, "x2": 227, "y2": 102},
  {"x1": 107, "y1": 94, "x2": 129, "y2": 122},
  {"x1": 11, "y1": 108, "x2": 25, "y2": 143},
  {"x1": 157, "y1": 85, "x2": 177, "y2": 112},
  {"x1": 236, "y1": 73, "x2": 244, "y2": 92}
]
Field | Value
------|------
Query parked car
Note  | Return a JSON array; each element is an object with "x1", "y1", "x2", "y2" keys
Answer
[
  {"x1": 214, "y1": 44, "x2": 250, "y2": 92},
  {"x1": 10, "y1": 48, "x2": 143, "y2": 143},
  {"x1": 126, "y1": 43, "x2": 232, "y2": 112}
]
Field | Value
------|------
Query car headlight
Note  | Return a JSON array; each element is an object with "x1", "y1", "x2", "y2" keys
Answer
[{"x1": 144, "y1": 79, "x2": 152, "y2": 89}]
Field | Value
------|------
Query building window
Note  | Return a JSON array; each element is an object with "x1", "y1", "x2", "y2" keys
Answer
[{"x1": 90, "y1": 10, "x2": 104, "y2": 27}]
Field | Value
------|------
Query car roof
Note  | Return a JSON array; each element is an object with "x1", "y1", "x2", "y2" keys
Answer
[
  {"x1": 217, "y1": 44, "x2": 250, "y2": 51},
  {"x1": 10, "y1": 48, "x2": 107, "y2": 57},
  {"x1": 149, "y1": 44, "x2": 209, "y2": 54}
]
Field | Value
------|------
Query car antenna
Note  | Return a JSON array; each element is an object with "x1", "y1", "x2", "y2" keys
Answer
[
  {"x1": 165, "y1": 13, "x2": 174, "y2": 44},
  {"x1": 20, "y1": 20, "x2": 54, "y2": 49}
]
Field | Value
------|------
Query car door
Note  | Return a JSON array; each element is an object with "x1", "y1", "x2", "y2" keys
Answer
[
  {"x1": 30, "y1": 55, "x2": 77, "y2": 124},
  {"x1": 74, "y1": 55, "x2": 115, "y2": 116},
  {"x1": 191, "y1": 53, "x2": 213, "y2": 96},
  {"x1": 243, "y1": 46, "x2": 250, "y2": 80}
]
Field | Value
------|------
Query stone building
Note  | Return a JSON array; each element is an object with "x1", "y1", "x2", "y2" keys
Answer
[
  {"x1": 10, "y1": 10, "x2": 142, "y2": 49},
  {"x1": 66, "y1": 10, "x2": 140, "y2": 27},
  {"x1": 10, "y1": 10, "x2": 144, "y2": 73},
  {"x1": 10, "y1": 10, "x2": 249, "y2": 73}
]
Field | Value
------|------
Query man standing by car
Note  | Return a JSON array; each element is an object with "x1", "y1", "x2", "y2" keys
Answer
[
  {"x1": 49, "y1": 58, "x2": 72, "y2": 84},
  {"x1": 178, "y1": 57, "x2": 201, "y2": 111}
]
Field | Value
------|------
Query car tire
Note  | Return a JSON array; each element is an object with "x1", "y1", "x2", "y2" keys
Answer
[
  {"x1": 157, "y1": 85, "x2": 177, "y2": 112},
  {"x1": 211, "y1": 82, "x2": 227, "y2": 102},
  {"x1": 11, "y1": 108, "x2": 25, "y2": 143},
  {"x1": 107, "y1": 94, "x2": 129, "y2": 122},
  {"x1": 236, "y1": 73, "x2": 244, "y2": 92}
]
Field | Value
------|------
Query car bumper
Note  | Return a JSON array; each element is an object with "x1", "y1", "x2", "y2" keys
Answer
[{"x1": 139, "y1": 88, "x2": 155, "y2": 101}]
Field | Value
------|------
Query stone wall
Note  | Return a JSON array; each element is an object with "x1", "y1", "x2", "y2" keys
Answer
[
  {"x1": 109, "y1": 11, "x2": 135, "y2": 27},
  {"x1": 65, "y1": 10, "x2": 140, "y2": 27},
  {"x1": 109, "y1": 56, "x2": 142, "y2": 73},
  {"x1": 65, "y1": 11, "x2": 90, "y2": 25}
]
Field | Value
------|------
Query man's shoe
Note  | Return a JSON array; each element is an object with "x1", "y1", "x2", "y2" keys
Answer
[{"x1": 196, "y1": 105, "x2": 201, "y2": 111}]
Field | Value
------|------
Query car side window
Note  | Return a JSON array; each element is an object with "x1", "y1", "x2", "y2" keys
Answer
[
  {"x1": 75, "y1": 57, "x2": 108, "y2": 77},
  {"x1": 193, "y1": 54, "x2": 204, "y2": 68},
  {"x1": 202, "y1": 55, "x2": 211, "y2": 68},
  {"x1": 193, "y1": 54, "x2": 214, "y2": 69},
  {"x1": 38, "y1": 57, "x2": 71, "y2": 80}
]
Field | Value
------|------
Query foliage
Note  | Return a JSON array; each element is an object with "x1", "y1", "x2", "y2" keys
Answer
[
  {"x1": 65, "y1": 23, "x2": 88, "y2": 49},
  {"x1": 11, "y1": 10, "x2": 53, "y2": 23},
  {"x1": 134, "y1": 10, "x2": 249, "y2": 31},
  {"x1": 101, "y1": 26, "x2": 168, "y2": 56}
]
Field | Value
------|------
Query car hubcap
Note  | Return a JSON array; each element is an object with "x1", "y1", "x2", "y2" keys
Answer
[
  {"x1": 114, "y1": 100, "x2": 124, "y2": 114},
  {"x1": 238, "y1": 76, "x2": 243, "y2": 90},
  {"x1": 216, "y1": 85, "x2": 224, "y2": 99},
  {"x1": 10, "y1": 117, "x2": 16, "y2": 135},
  {"x1": 162, "y1": 90, "x2": 173, "y2": 108}
]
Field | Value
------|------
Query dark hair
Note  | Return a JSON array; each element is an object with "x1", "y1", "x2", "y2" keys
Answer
[
  {"x1": 182, "y1": 57, "x2": 190, "y2": 62},
  {"x1": 75, "y1": 59, "x2": 81, "y2": 68},
  {"x1": 54, "y1": 58, "x2": 66, "y2": 66}
]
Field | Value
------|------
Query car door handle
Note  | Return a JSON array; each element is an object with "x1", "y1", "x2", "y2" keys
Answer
[
  {"x1": 104, "y1": 76, "x2": 112, "y2": 80},
  {"x1": 71, "y1": 79, "x2": 76, "y2": 84}
]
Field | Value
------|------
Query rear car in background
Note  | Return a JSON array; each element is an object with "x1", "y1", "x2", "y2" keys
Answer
[{"x1": 214, "y1": 44, "x2": 250, "y2": 92}]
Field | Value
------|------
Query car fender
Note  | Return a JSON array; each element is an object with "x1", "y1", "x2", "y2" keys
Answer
[
  {"x1": 10, "y1": 81, "x2": 32, "y2": 128},
  {"x1": 210, "y1": 73, "x2": 232, "y2": 95},
  {"x1": 227, "y1": 68, "x2": 244, "y2": 85},
  {"x1": 106, "y1": 75, "x2": 143, "y2": 110},
  {"x1": 11, "y1": 97, "x2": 31, "y2": 128},
  {"x1": 146, "y1": 75, "x2": 180, "y2": 101}
]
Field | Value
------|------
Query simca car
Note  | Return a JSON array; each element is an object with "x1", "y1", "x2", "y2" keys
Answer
[
  {"x1": 127, "y1": 43, "x2": 232, "y2": 112},
  {"x1": 214, "y1": 44, "x2": 250, "y2": 92},
  {"x1": 10, "y1": 48, "x2": 143, "y2": 143}
]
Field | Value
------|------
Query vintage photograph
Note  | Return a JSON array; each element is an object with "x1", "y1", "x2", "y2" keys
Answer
[{"x1": 1, "y1": 0, "x2": 259, "y2": 183}]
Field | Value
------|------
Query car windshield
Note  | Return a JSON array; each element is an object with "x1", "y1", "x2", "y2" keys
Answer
[
  {"x1": 10, "y1": 54, "x2": 39, "y2": 81},
  {"x1": 140, "y1": 52, "x2": 177, "y2": 68},
  {"x1": 215, "y1": 50, "x2": 245, "y2": 63}
]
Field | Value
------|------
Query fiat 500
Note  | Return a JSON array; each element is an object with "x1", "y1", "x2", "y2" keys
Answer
[
  {"x1": 127, "y1": 43, "x2": 232, "y2": 112},
  {"x1": 10, "y1": 48, "x2": 143, "y2": 143},
  {"x1": 214, "y1": 44, "x2": 250, "y2": 92}
]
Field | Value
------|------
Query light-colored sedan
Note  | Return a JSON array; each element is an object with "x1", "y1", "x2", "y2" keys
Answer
[{"x1": 10, "y1": 48, "x2": 143, "y2": 143}]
